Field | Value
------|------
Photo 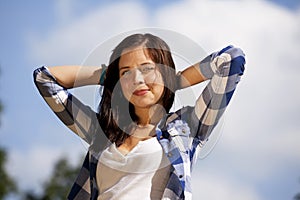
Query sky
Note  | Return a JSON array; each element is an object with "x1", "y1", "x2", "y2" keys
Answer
[{"x1": 0, "y1": 0, "x2": 300, "y2": 199}]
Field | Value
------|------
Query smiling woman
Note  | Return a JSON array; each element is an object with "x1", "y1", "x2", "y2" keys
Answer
[
  {"x1": 33, "y1": 33, "x2": 245, "y2": 200},
  {"x1": 118, "y1": 48, "x2": 165, "y2": 116}
]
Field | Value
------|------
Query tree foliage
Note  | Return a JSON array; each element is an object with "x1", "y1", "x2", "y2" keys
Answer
[
  {"x1": 0, "y1": 67, "x2": 2, "y2": 124},
  {"x1": 42, "y1": 157, "x2": 80, "y2": 200},
  {"x1": 0, "y1": 67, "x2": 2, "y2": 113},
  {"x1": 0, "y1": 148, "x2": 17, "y2": 199},
  {"x1": 0, "y1": 69, "x2": 17, "y2": 199},
  {"x1": 0, "y1": 99, "x2": 2, "y2": 114},
  {"x1": 295, "y1": 193, "x2": 300, "y2": 200},
  {"x1": 23, "y1": 157, "x2": 81, "y2": 200}
]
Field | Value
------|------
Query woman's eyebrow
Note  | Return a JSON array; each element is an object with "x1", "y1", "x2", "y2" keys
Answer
[
  {"x1": 140, "y1": 62, "x2": 154, "y2": 66},
  {"x1": 119, "y1": 66, "x2": 130, "y2": 71},
  {"x1": 119, "y1": 62, "x2": 154, "y2": 70}
]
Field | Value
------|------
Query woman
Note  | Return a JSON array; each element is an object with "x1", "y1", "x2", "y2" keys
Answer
[{"x1": 33, "y1": 33, "x2": 245, "y2": 200}]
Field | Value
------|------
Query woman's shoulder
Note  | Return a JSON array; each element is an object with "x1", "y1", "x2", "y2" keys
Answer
[{"x1": 165, "y1": 106, "x2": 195, "y2": 125}]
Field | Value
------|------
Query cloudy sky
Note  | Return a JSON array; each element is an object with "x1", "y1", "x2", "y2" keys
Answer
[{"x1": 0, "y1": 0, "x2": 300, "y2": 199}]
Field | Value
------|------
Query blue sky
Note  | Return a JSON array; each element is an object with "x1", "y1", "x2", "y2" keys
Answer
[{"x1": 1, "y1": 0, "x2": 300, "y2": 199}]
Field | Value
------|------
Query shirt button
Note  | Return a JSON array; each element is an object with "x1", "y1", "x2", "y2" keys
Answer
[
  {"x1": 179, "y1": 175, "x2": 183, "y2": 179},
  {"x1": 167, "y1": 153, "x2": 172, "y2": 157}
]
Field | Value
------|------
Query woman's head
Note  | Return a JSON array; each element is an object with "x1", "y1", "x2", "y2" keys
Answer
[
  {"x1": 118, "y1": 47, "x2": 165, "y2": 111},
  {"x1": 98, "y1": 33, "x2": 176, "y2": 146}
]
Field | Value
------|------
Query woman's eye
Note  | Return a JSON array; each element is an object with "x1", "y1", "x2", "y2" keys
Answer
[
  {"x1": 141, "y1": 65, "x2": 155, "y2": 73},
  {"x1": 122, "y1": 70, "x2": 131, "y2": 76}
]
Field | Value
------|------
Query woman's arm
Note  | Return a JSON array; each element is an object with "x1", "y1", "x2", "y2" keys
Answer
[
  {"x1": 181, "y1": 46, "x2": 246, "y2": 141},
  {"x1": 177, "y1": 63, "x2": 207, "y2": 90},
  {"x1": 33, "y1": 66, "x2": 106, "y2": 144},
  {"x1": 48, "y1": 65, "x2": 103, "y2": 89},
  {"x1": 177, "y1": 46, "x2": 245, "y2": 89}
]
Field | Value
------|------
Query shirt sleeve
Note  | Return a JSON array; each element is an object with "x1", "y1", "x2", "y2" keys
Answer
[
  {"x1": 33, "y1": 66, "x2": 101, "y2": 144},
  {"x1": 189, "y1": 45, "x2": 246, "y2": 142}
]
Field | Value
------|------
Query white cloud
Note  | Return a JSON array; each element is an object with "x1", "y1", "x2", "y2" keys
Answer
[
  {"x1": 7, "y1": 145, "x2": 85, "y2": 193},
  {"x1": 25, "y1": 0, "x2": 300, "y2": 199},
  {"x1": 54, "y1": 0, "x2": 73, "y2": 24},
  {"x1": 192, "y1": 171, "x2": 262, "y2": 200},
  {"x1": 28, "y1": 1, "x2": 150, "y2": 65}
]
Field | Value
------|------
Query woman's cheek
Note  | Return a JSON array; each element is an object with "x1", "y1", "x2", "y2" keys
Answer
[{"x1": 120, "y1": 80, "x2": 132, "y2": 101}]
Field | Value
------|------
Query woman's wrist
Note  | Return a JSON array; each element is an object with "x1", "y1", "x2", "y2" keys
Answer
[
  {"x1": 99, "y1": 64, "x2": 107, "y2": 85},
  {"x1": 177, "y1": 64, "x2": 207, "y2": 90},
  {"x1": 175, "y1": 71, "x2": 182, "y2": 91}
]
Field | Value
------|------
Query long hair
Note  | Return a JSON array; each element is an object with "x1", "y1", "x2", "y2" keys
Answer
[{"x1": 97, "y1": 33, "x2": 176, "y2": 147}]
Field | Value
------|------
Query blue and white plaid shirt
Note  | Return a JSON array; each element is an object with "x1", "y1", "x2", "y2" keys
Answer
[{"x1": 33, "y1": 46, "x2": 245, "y2": 200}]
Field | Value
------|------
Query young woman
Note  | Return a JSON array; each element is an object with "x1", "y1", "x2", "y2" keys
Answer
[{"x1": 33, "y1": 33, "x2": 245, "y2": 200}]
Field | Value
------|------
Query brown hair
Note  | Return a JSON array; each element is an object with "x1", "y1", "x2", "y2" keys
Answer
[{"x1": 97, "y1": 33, "x2": 176, "y2": 147}]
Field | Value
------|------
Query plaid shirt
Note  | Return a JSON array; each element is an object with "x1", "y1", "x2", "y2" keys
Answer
[{"x1": 33, "y1": 45, "x2": 245, "y2": 200}]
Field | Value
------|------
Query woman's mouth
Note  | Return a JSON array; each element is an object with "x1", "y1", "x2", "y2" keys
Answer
[{"x1": 133, "y1": 89, "x2": 149, "y2": 96}]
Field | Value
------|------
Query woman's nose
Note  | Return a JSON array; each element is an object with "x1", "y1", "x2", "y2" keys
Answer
[{"x1": 133, "y1": 69, "x2": 145, "y2": 85}]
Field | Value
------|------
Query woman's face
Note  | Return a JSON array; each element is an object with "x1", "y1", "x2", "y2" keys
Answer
[{"x1": 119, "y1": 47, "x2": 165, "y2": 109}]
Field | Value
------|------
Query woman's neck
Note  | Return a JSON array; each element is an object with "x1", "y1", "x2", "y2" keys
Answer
[
  {"x1": 134, "y1": 104, "x2": 165, "y2": 126},
  {"x1": 134, "y1": 107, "x2": 151, "y2": 126}
]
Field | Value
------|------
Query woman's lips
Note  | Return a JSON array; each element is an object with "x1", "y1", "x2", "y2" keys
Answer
[{"x1": 133, "y1": 89, "x2": 149, "y2": 96}]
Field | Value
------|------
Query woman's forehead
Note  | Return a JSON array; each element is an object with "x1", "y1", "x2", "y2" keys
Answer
[{"x1": 119, "y1": 48, "x2": 154, "y2": 68}]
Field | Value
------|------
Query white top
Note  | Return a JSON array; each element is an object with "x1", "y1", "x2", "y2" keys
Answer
[{"x1": 97, "y1": 137, "x2": 171, "y2": 200}]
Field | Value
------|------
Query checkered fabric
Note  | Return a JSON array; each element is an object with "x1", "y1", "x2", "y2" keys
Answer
[{"x1": 33, "y1": 45, "x2": 245, "y2": 200}]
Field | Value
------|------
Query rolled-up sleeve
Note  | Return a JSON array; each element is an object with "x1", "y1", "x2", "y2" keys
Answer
[
  {"x1": 192, "y1": 45, "x2": 246, "y2": 141},
  {"x1": 33, "y1": 66, "x2": 100, "y2": 144}
]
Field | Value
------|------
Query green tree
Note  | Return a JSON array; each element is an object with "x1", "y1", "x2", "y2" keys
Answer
[
  {"x1": 294, "y1": 178, "x2": 300, "y2": 200},
  {"x1": 0, "y1": 148, "x2": 17, "y2": 199},
  {"x1": 0, "y1": 67, "x2": 3, "y2": 124},
  {"x1": 42, "y1": 157, "x2": 80, "y2": 200},
  {"x1": 0, "y1": 98, "x2": 2, "y2": 114},
  {"x1": 23, "y1": 157, "x2": 81, "y2": 200},
  {"x1": 0, "y1": 67, "x2": 17, "y2": 199}
]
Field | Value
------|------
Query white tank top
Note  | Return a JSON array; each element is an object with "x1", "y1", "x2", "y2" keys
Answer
[{"x1": 97, "y1": 137, "x2": 171, "y2": 200}]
